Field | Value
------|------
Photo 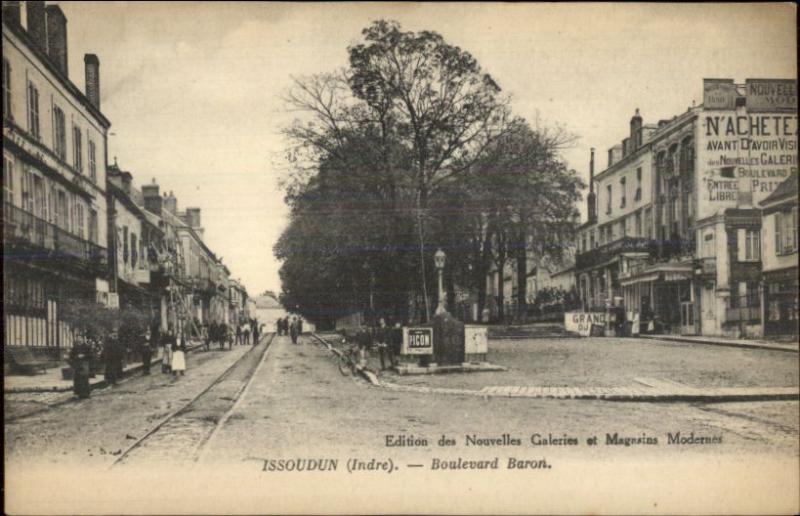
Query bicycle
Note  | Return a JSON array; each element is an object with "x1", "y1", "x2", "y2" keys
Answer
[{"x1": 337, "y1": 339, "x2": 360, "y2": 376}]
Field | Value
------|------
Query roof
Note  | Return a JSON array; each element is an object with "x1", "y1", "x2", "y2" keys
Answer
[
  {"x1": 760, "y1": 173, "x2": 797, "y2": 207},
  {"x1": 2, "y1": 20, "x2": 111, "y2": 128}
]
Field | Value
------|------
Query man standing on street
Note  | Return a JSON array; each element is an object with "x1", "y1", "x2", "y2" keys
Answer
[
  {"x1": 141, "y1": 327, "x2": 153, "y2": 375},
  {"x1": 290, "y1": 317, "x2": 299, "y2": 345},
  {"x1": 104, "y1": 329, "x2": 122, "y2": 386}
]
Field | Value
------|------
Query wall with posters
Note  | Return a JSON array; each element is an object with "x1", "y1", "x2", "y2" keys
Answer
[{"x1": 697, "y1": 79, "x2": 798, "y2": 220}]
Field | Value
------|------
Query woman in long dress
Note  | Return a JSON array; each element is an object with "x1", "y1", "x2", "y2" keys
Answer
[{"x1": 172, "y1": 334, "x2": 186, "y2": 376}]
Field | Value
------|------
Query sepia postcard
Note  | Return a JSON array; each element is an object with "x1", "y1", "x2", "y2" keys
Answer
[{"x1": 3, "y1": 2, "x2": 799, "y2": 514}]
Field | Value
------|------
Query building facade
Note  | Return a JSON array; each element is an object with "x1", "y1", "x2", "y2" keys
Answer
[
  {"x1": 759, "y1": 173, "x2": 798, "y2": 337},
  {"x1": 3, "y1": 3, "x2": 110, "y2": 354},
  {"x1": 576, "y1": 79, "x2": 798, "y2": 338}
]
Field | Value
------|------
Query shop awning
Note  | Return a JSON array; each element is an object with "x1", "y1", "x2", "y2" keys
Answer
[{"x1": 620, "y1": 263, "x2": 693, "y2": 287}]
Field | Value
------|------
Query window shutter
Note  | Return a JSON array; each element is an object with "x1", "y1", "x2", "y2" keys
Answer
[
  {"x1": 737, "y1": 228, "x2": 746, "y2": 261},
  {"x1": 774, "y1": 213, "x2": 782, "y2": 255}
]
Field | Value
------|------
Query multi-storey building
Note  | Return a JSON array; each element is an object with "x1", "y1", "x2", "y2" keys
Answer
[
  {"x1": 576, "y1": 79, "x2": 797, "y2": 338},
  {"x1": 759, "y1": 173, "x2": 798, "y2": 337},
  {"x1": 3, "y1": 2, "x2": 110, "y2": 354},
  {"x1": 576, "y1": 112, "x2": 660, "y2": 315},
  {"x1": 106, "y1": 162, "x2": 164, "y2": 319}
]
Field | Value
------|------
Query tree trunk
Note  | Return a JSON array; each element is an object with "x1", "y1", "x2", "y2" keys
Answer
[
  {"x1": 516, "y1": 241, "x2": 528, "y2": 322},
  {"x1": 496, "y1": 259, "x2": 505, "y2": 323}
]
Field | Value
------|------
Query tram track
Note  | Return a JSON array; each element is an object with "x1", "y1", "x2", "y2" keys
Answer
[{"x1": 110, "y1": 333, "x2": 276, "y2": 469}]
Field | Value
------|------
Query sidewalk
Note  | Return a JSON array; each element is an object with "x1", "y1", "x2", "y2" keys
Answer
[
  {"x1": 373, "y1": 377, "x2": 799, "y2": 402},
  {"x1": 639, "y1": 334, "x2": 799, "y2": 353},
  {"x1": 4, "y1": 342, "x2": 204, "y2": 393}
]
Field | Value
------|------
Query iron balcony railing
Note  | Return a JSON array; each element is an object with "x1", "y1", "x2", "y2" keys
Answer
[
  {"x1": 575, "y1": 236, "x2": 658, "y2": 270},
  {"x1": 2, "y1": 200, "x2": 106, "y2": 267}
]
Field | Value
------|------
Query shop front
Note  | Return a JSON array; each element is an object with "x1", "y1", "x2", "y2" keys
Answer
[
  {"x1": 620, "y1": 262, "x2": 695, "y2": 335},
  {"x1": 763, "y1": 267, "x2": 799, "y2": 337}
]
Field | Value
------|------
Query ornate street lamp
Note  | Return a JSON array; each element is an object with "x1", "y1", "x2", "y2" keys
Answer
[{"x1": 434, "y1": 248, "x2": 447, "y2": 315}]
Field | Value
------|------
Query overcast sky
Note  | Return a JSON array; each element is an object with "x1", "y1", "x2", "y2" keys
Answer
[{"x1": 58, "y1": 2, "x2": 796, "y2": 297}]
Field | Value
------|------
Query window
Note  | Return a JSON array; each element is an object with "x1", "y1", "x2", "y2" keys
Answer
[
  {"x1": 2, "y1": 58, "x2": 11, "y2": 120},
  {"x1": 738, "y1": 228, "x2": 760, "y2": 261},
  {"x1": 20, "y1": 166, "x2": 33, "y2": 212},
  {"x1": 72, "y1": 125, "x2": 83, "y2": 172},
  {"x1": 75, "y1": 203, "x2": 85, "y2": 239},
  {"x1": 635, "y1": 211, "x2": 642, "y2": 236},
  {"x1": 57, "y1": 190, "x2": 68, "y2": 230},
  {"x1": 581, "y1": 234, "x2": 587, "y2": 253},
  {"x1": 644, "y1": 207, "x2": 652, "y2": 239},
  {"x1": 27, "y1": 81, "x2": 40, "y2": 140},
  {"x1": 122, "y1": 226, "x2": 129, "y2": 264},
  {"x1": 589, "y1": 229, "x2": 596, "y2": 249},
  {"x1": 619, "y1": 218, "x2": 627, "y2": 238},
  {"x1": 131, "y1": 232, "x2": 138, "y2": 268},
  {"x1": 33, "y1": 176, "x2": 45, "y2": 219},
  {"x1": 606, "y1": 184, "x2": 612, "y2": 214},
  {"x1": 775, "y1": 209, "x2": 799, "y2": 255},
  {"x1": 88, "y1": 140, "x2": 97, "y2": 182},
  {"x1": 53, "y1": 106, "x2": 67, "y2": 160},
  {"x1": 89, "y1": 209, "x2": 98, "y2": 244},
  {"x1": 635, "y1": 168, "x2": 642, "y2": 201},
  {"x1": 620, "y1": 177, "x2": 627, "y2": 208},
  {"x1": 3, "y1": 154, "x2": 13, "y2": 205}
]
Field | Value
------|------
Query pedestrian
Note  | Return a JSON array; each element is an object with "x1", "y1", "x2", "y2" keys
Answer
[
  {"x1": 298, "y1": 318, "x2": 303, "y2": 335},
  {"x1": 252, "y1": 320, "x2": 260, "y2": 345},
  {"x1": 375, "y1": 317, "x2": 395, "y2": 370},
  {"x1": 242, "y1": 322, "x2": 251, "y2": 346},
  {"x1": 162, "y1": 331, "x2": 173, "y2": 374},
  {"x1": 290, "y1": 317, "x2": 299, "y2": 345},
  {"x1": 69, "y1": 337, "x2": 92, "y2": 399},
  {"x1": 391, "y1": 321, "x2": 403, "y2": 364},
  {"x1": 203, "y1": 323, "x2": 211, "y2": 352},
  {"x1": 235, "y1": 323, "x2": 242, "y2": 346},
  {"x1": 355, "y1": 325, "x2": 371, "y2": 367},
  {"x1": 141, "y1": 327, "x2": 153, "y2": 375},
  {"x1": 104, "y1": 329, "x2": 122, "y2": 386},
  {"x1": 172, "y1": 332, "x2": 186, "y2": 377}
]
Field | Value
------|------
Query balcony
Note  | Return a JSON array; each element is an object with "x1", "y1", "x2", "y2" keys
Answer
[
  {"x1": 693, "y1": 257, "x2": 716, "y2": 277},
  {"x1": 576, "y1": 236, "x2": 657, "y2": 271},
  {"x1": 3, "y1": 201, "x2": 106, "y2": 273}
]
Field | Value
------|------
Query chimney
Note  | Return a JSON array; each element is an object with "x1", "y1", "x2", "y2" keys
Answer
[
  {"x1": 45, "y1": 5, "x2": 68, "y2": 76},
  {"x1": 120, "y1": 172, "x2": 133, "y2": 195},
  {"x1": 2, "y1": 1, "x2": 21, "y2": 26},
  {"x1": 84, "y1": 54, "x2": 100, "y2": 109},
  {"x1": 163, "y1": 191, "x2": 177, "y2": 215},
  {"x1": 26, "y1": 1, "x2": 47, "y2": 54},
  {"x1": 587, "y1": 148, "x2": 597, "y2": 224},
  {"x1": 142, "y1": 179, "x2": 162, "y2": 215},
  {"x1": 630, "y1": 108, "x2": 643, "y2": 149},
  {"x1": 185, "y1": 208, "x2": 202, "y2": 229}
]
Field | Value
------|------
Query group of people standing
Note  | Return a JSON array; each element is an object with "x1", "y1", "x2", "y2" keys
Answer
[
  {"x1": 204, "y1": 319, "x2": 261, "y2": 351},
  {"x1": 351, "y1": 317, "x2": 400, "y2": 370},
  {"x1": 160, "y1": 329, "x2": 187, "y2": 377},
  {"x1": 276, "y1": 316, "x2": 303, "y2": 344}
]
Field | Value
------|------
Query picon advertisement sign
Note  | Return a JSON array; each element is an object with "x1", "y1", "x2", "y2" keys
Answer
[{"x1": 402, "y1": 327, "x2": 434, "y2": 355}]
